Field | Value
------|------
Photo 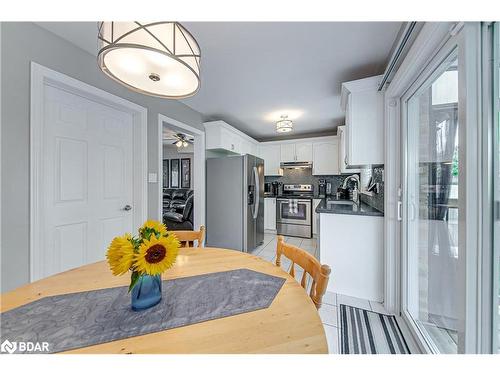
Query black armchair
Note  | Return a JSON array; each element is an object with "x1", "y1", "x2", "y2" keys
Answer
[
  {"x1": 163, "y1": 188, "x2": 193, "y2": 213},
  {"x1": 163, "y1": 194, "x2": 194, "y2": 230}
]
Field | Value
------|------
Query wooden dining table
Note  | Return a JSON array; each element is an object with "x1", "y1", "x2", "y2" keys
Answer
[{"x1": 0, "y1": 247, "x2": 328, "y2": 354}]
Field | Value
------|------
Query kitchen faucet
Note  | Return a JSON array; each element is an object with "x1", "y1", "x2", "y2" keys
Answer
[{"x1": 342, "y1": 174, "x2": 360, "y2": 203}]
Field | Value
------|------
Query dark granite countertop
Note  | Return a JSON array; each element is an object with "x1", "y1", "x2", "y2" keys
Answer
[
  {"x1": 315, "y1": 197, "x2": 384, "y2": 217},
  {"x1": 264, "y1": 194, "x2": 325, "y2": 199}
]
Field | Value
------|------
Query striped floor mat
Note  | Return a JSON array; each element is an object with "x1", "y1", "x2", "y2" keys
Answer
[{"x1": 339, "y1": 304, "x2": 410, "y2": 354}]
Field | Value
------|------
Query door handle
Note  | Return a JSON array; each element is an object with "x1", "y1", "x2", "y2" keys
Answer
[
  {"x1": 123, "y1": 205, "x2": 132, "y2": 211},
  {"x1": 253, "y1": 166, "x2": 260, "y2": 219}
]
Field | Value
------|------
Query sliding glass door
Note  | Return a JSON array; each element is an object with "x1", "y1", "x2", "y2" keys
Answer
[
  {"x1": 403, "y1": 51, "x2": 460, "y2": 353},
  {"x1": 397, "y1": 22, "x2": 499, "y2": 354}
]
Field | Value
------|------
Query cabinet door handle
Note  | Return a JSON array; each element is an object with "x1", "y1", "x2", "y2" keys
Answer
[{"x1": 344, "y1": 155, "x2": 348, "y2": 166}]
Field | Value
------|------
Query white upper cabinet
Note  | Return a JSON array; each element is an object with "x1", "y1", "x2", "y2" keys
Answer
[
  {"x1": 280, "y1": 143, "x2": 296, "y2": 162},
  {"x1": 340, "y1": 75, "x2": 384, "y2": 167},
  {"x1": 260, "y1": 144, "x2": 282, "y2": 176},
  {"x1": 295, "y1": 142, "x2": 313, "y2": 162},
  {"x1": 204, "y1": 120, "x2": 259, "y2": 157},
  {"x1": 280, "y1": 142, "x2": 312, "y2": 162},
  {"x1": 337, "y1": 125, "x2": 360, "y2": 174},
  {"x1": 312, "y1": 137, "x2": 340, "y2": 175}
]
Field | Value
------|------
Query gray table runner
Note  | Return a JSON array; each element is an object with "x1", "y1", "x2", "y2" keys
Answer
[{"x1": 0, "y1": 269, "x2": 285, "y2": 353}]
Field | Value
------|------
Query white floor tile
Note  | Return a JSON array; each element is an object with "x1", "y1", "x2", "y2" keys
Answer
[
  {"x1": 369, "y1": 301, "x2": 389, "y2": 315},
  {"x1": 300, "y1": 238, "x2": 317, "y2": 248},
  {"x1": 318, "y1": 303, "x2": 338, "y2": 327},
  {"x1": 337, "y1": 294, "x2": 371, "y2": 310},
  {"x1": 293, "y1": 269, "x2": 311, "y2": 289},
  {"x1": 323, "y1": 291, "x2": 337, "y2": 306},
  {"x1": 259, "y1": 242, "x2": 277, "y2": 254},
  {"x1": 284, "y1": 236, "x2": 302, "y2": 246},
  {"x1": 260, "y1": 252, "x2": 276, "y2": 262},
  {"x1": 323, "y1": 324, "x2": 339, "y2": 354},
  {"x1": 277, "y1": 257, "x2": 292, "y2": 271}
]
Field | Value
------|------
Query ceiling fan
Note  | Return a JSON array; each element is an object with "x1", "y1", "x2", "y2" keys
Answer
[{"x1": 171, "y1": 133, "x2": 194, "y2": 148}]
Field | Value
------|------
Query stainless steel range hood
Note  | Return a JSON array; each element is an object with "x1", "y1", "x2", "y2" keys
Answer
[{"x1": 280, "y1": 161, "x2": 312, "y2": 169}]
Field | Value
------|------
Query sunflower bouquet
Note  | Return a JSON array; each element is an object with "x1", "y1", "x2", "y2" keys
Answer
[{"x1": 106, "y1": 220, "x2": 180, "y2": 292}]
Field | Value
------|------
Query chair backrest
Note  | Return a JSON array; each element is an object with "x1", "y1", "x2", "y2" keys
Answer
[
  {"x1": 171, "y1": 226, "x2": 205, "y2": 248},
  {"x1": 275, "y1": 236, "x2": 331, "y2": 309}
]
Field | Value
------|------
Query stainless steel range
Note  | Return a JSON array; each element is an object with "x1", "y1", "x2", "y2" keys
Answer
[{"x1": 276, "y1": 184, "x2": 313, "y2": 238}]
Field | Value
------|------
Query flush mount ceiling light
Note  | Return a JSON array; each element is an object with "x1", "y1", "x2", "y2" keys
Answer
[
  {"x1": 97, "y1": 22, "x2": 201, "y2": 99},
  {"x1": 276, "y1": 115, "x2": 293, "y2": 133}
]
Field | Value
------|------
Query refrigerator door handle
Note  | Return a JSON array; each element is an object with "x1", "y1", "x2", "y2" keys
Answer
[{"x1": 253, "y1": 166, "x2": 259, "y2": 219}]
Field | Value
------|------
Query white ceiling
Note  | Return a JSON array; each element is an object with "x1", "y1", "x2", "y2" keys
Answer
[{"x1": 36, "y1": 22, "x2": 402, "y2": 141}]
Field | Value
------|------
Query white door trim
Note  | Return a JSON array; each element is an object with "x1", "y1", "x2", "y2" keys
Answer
[
  {"x1": 30, "y1": 62, "x2": 148, "y2": 281},
  {"x1": 158, "y1": 114, "x2": 205, "y2": 230}
]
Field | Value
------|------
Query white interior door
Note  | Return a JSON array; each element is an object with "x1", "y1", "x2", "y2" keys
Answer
[{"x1": 38, "y1": 85, "x2": 134, "y2": 279}]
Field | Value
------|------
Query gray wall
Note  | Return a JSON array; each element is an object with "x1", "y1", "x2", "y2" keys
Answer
[{"x1": 0, "y1": 22, "x2": 204, "y2": 292}]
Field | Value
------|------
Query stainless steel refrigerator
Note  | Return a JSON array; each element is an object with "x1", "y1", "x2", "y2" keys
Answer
[{"x1": 206, "y1": 154, "x2": 264, "y2": 252}]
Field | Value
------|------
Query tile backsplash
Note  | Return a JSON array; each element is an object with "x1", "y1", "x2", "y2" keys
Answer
[
  {"x1": 265, "y1": 166, "x2": 384, "y2": 213},
  {"x1": 264, "y1": 169, "x2": 348, "y2": 197},
  {"x1": 360, "y1": 166, "x2": 384, "y2": 213}
]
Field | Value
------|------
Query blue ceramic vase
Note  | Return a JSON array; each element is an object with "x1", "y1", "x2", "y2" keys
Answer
[{"x1": 131, "y1": 274, "x2": 162, "y2": 311}]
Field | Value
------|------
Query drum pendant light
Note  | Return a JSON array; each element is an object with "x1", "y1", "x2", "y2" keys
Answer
[
  {"x1": 276, "y1": 115, "x2": 293, "y2": 133},
  {"x1": 97, "y1": 22, "x2": 201, "y2": 99}
]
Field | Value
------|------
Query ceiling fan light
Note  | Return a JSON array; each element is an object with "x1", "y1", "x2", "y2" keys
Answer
[
  {"x1": 175, "y1": 140, "x2": 183, "y2": 148},
  {"x1": 97, "y1": 22, "x2": 201, "y2": 99},
  {"x1": 182, "y1": 141, "x2": 189, "y2": 147}
]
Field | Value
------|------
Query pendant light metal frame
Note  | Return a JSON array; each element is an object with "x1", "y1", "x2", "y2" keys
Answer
[
  {"x1": 276, "y1": 115, "x2": 293, "y2": 133},
  {"x1": 97, "y1": 21, "x2": 201, "y2": 99}
]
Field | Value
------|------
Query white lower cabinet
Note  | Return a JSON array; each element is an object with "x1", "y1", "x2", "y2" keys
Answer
[
  {"x1": 264, "y1": 198, "x2": 276, "y2": 231},
  {"x1": 312, "y1": 199, "x2": 321, "y2": 235},
  {"x1": 319, "y1": 212, "x2": 384, "y2": 302}
]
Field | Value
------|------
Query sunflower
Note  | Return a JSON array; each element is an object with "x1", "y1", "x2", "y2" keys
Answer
[
  {"x1": 139, "y1": 219, "x2": 168, "y2": 239},
  {"x1": 106, "y1": 234, "x2": 135, "y2": 276},
  {"x1": 134, "y1": 233, "x2": 180, "y2": 275}
]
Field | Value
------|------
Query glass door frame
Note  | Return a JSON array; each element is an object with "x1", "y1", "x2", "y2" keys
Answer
[
  {"x1": 399, "y1": 23, "x2": 483, "y2": 354},
  {"x1": 492, "y1": 21, "x2": 500, "y2": 354}
]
